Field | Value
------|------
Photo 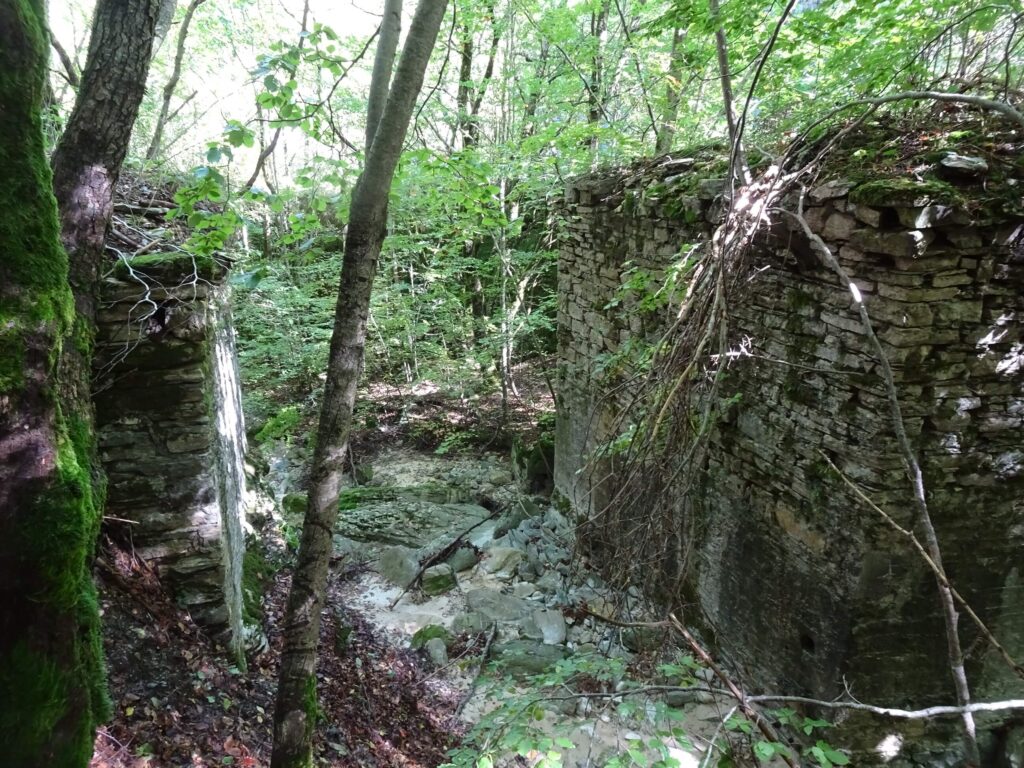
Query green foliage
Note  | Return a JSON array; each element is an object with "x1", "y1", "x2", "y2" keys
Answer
[
  {"x1": 241, "y1": 545, "x2": 277, "y2": 621},
  {"x1": 253, "y1": 404, "x2": 302, "y2": 443}
]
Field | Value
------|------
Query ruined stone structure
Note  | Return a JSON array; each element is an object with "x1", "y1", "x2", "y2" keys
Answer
[
  {"x1": 95, "y1": 257, "x2": 247, "y2": 659},
  {"x1": 556, "y1": 145, "x2": 1024, "y2": 761}
]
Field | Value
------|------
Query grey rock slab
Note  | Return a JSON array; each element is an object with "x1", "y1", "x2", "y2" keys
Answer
[
  {"x1": 453, "y1": 611, "x2": 491, "y2": 633},
  {"x1": 492, "y1": 640, "x2": 568, "y2": 677},
  {"x1": 465, "y1": 588, "x2": 531, "y2": 622},
  {"x1": 939, "y1": 153, "x2": 988, "y2": 179},
  {"x1": 481, "y1": 546, "x2": 524, "y2": 579},
  {"x1": 821, "y1": 212, "x2": 857, "y2": 240},
  {"x1": 446, "y1": 543, "x2": 480, "y2": 573},
  {"x1": 809, "y1": 179, "x2": 854, "y2": 202},
  {"x1": 535, "y1": 571, "x2": 563, "y2": 593}
]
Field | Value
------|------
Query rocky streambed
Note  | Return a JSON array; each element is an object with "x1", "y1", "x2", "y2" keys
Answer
[{"x1": 288, "y1": 449, "x2": 772, "y2": 768}]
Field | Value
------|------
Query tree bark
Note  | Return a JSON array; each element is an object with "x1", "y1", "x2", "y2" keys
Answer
[
  {"x1": 146, "y1": 0, "x2": 207, "y2": 161},
  {"x1": 52, "y1": 0, "x2": 161, "y2": 340},
  {"x1": 1, "y1": 4, "x2": 163, "y2": 761},
  {"x1": 365, "y1": 0, "x2": 403, "y2": 157},
  {"x1": 0, "y1": 1, "x2": 110, "y2": 764},
  {"x1": 587, "y1": 0, "x2": 611, "y2": 153},
  {"x1": 50, "y1": 0, "x2": 161, "y2": 508},
  {"x1": 269, "y1": 2, "x2": 449, "y2": 766},
  {"x1": 655, "y1": 26, "x2": 685, "y2": 154}
]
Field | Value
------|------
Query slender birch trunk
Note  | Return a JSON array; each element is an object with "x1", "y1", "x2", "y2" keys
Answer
[{"x1": 269, "y1": 3, "x2": 449, "y2": 765}]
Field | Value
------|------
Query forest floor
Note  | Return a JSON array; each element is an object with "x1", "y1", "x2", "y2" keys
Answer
[
  {"x1": 89, "y1": 368, "x2": 556, "y2": 768},
  {"x1": 91, "y1": 544, "x2": 466, "y2": 768}
]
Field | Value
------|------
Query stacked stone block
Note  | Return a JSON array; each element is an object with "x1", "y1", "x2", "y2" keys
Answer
[
  {"x1": 94, "y1": 260, "x2": 247, "y2": 659},
  {"x1": 556, "y1": 156, "x2": 1024, "y2": 761}
]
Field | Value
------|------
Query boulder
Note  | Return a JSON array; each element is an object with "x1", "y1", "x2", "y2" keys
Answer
[
  {"x1": 446, "y1": 542, "x2": 480, "y2": 573},
  {"x1": 377, "y1": 545, "x2": 418, "y2": 588},
  {"x1": 531, "y1": 608, "x2": 567, "y2": 645},
  {"x1": 465, "y1": 588, "x2": 530, "y2": 622},
  {"x1": 481, "y1": 547, "x2": 524, "y2": 580},
  {"x1": 425, "y1": 637, "x2": 448, "y2": 666},
  {"x1": 492, "y1": 640, "x2": 568, "y2": 677},
  {"x1": 453, "y1": 611, "x2": 491, "y2": 633},
  {"x1": 421, "y1": 563, "x2": 456, "y2": 595}
]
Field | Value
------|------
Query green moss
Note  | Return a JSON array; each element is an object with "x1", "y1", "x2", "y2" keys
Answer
[
  {"x1": 303, "y1": 673, "x2": 320, "y2": 740},
  {"x1": 0, "y1": 643, "x2": 66, "y2": 762},
  {"x1": 849, "y1": 178, "x2": 962, "y2": 207},
  {"x1": 787, "y1": 288, "x2": 814, "y2": 312},
  {"x1": 111, "y1": 250, "x2": 215, "y2": 279},
  {"x1": 0, "y1": 1, "x2": 108, "y2": 761},
  {"x1": 337, "y1": 486, "x2": 400, "y2": 511},
  {"x1": 254, "y1": 404, "x2": 302, "y2": 443},
  {"x1": 0, "y1": 331, "x2": 27, "y2": 392},
  {"x1": 241, "y1": 546, "x2": 276, "y2": 622},
  {"x1": 410, "y1": 624, "x2": 453, "y2": 650}
]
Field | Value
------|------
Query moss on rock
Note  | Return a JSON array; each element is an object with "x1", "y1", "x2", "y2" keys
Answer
[{"x1": 849, "y1": 178, "x2": 963, "y2": 207}]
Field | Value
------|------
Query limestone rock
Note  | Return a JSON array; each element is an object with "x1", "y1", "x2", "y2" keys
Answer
[
  {"x1": 377, "y1": 546, "x2": 418, "y2": 588},
  {"x1": 421, "y1": 563, "x2": 456, "y2": 595},
  {"x1": 424, "y1": 637, "x2": 448, "y2": 666},
  {"x1": 492, "y1": 640, "x2": 568, "y2": 677},
  {"x1": 849, "y1": 228, "x2": 935, "y2": 257},
  {"x1": 809, "y1": 179, "x2": 854, "y2": 202},
  {"x1": 938, "y1": 153, "x2": 988, "y2": 180},
  {"x1": 453, "y1": 611, "x2": 491, "y2": 633},
  {"x1": 445, "y1": 542, "x2": 480, "y2": 573},
  {"x1": 465, "y1": 588, "x2": 530, "y2": 622},
  {"x1": 481, "y1": 546, "x2": 524, "y2": 579},
  {"x1": 531, "y1": 608, "x2": 567, "y2": 645}
]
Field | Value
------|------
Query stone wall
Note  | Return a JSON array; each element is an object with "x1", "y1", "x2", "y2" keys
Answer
[
  {"x1": 556, "y1": 150, "x2": 1024, "y2": 761},
  {"x1": 95, "y1": 258, "x2": 247, "y2": 659}
]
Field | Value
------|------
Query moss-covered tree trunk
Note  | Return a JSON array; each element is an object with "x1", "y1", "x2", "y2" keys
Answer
[
  {"x1": 0, "y1": 1, "x2": 111, "y2": 764},
  {"x1": 51, "y1": 0, "x2": 161, "y2": 416},
  {"x1": 269, "y1": 2, "x2": 449, "y2": 766}
]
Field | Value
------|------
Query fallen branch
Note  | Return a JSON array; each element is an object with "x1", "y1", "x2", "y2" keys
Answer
[
  {"x1": 747, "y1": 695, "x2": 1024, "y2": 720},
  {"x1": 669, "y1": 614, "x2": 799, "y2": 768},
  {"x1": 847, "y1": 90, "x2": 1024, "y2": 130},
  {"x1": 455, "y1": 622, "x2": 498, "y2": 716}
]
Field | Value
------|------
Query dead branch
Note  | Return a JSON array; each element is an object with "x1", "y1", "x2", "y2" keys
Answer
[
  {"x1": 388, "y1": 507, "x2": 502, "y2": 609},
  {"x1": 455, "y1": 622, "x2": 498, "y2": 716},
  {"x1": 49, "y1": 31, "x2": 80, "y2": 87},
  {"x1": 669, "y1": 614, "x2": 799, "y2": 768}
]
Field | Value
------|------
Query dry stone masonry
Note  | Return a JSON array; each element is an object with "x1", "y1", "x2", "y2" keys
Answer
[
  {"x1": 555, "y1": 138, "x2": 1024, "y2": 762},
  {"x1": 94, "y1": 257, "x2": 247, "y2": 659}
]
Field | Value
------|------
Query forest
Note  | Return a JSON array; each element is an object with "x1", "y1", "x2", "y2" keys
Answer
[{"x1": 1, "y1": 0, "x2": 1023, "y2": 766}]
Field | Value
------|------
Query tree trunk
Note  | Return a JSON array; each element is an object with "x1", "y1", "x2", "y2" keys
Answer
[
  {"x1": 269, "y1": 2, "x2": 449, "y2": 766},
  {"x1": 365, "y1": 0, "x2": 403, "y2": 157},
  {"x1": 655, "y1": 26, "x2": 685, "y2": 154},
  {"x1": 146, "y1": 0, "x2": 207, "y2": 161},
  {"x1": 0, "y1": 2, "x2": 110, "y2": 764},
  {"x1": 51, "y1": 0, "x2": 160, "y2": 419},
  {"x1": 1, "y1": 3, "x2": 162, "y2": 762},
  {"x1": 587, "y1": 0, "x2": 611, "y2": 153}
]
